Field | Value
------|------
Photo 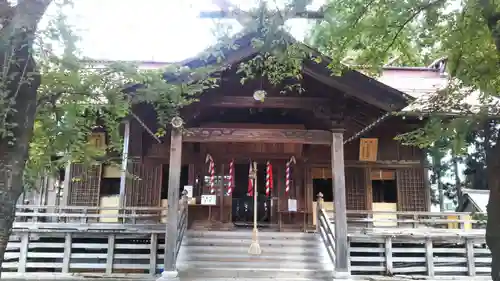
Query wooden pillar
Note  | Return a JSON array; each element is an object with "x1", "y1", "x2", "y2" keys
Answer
[
  {"x1": 163, "y1": 128, "x2": 183, "y2": 274},
  {"x1": 331, "y1": 132, "x2": 350, "y2": 277},
  {"x1": 119, "y1": 120, "x2": 131, "y2": 208},
  {"x1": 61, "y1": 161, "x2": 71, "y2": 206}
]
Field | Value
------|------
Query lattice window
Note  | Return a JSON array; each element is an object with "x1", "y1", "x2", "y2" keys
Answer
[
  {"x1": 67, "y1": 163, "x2": 101, "y2": 207},
  {"x1": 345, "y1": 167, "x2": 366, "y2": 211},
  {"x1": 125, "y1": 161, "x2": 162, "y2": 207},
  {"x1": 397, "y1": 168, "x2": 426, "y2": 211}
]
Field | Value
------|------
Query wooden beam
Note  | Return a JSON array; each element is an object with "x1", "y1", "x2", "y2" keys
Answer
[
  {"x1": 209, "y1": 96, "x2": 329, "y2": 109},
  {"x1": 163, "y1": 129, "x2": 183, "y2": 273},
  {"x1": 118, "y1": 120, "x2": 131, "y2": 208},
  {"x1": 331, "y1": 132, "x2": 350, "y2": 277},
  {"x1": 183, "y1": 127, "x2": 333, "y2": 144}
]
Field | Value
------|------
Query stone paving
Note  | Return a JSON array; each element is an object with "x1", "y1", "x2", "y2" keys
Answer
[{"x1": 0, "y1": 273, "x2": 492, "y2": 281}]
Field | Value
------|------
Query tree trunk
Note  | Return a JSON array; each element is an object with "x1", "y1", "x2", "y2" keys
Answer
[
  {"x1": 452, "y1": 156, "x2": 461, "y2": 202},
  {"x1": 0, "y1": 53, "x2": 39, "y2": 277},
  {"x1": 486, "y1": 140, "x2": 500, "y2": 281},
  {"x1": 0, "y1": 166, "x2": 26, "y2": 277},
  {"x1": 438, "y1": 179, "x2": 445, "y2": 212},
  {"x1": 0, "y1": 1, "x2": 52, "y2": 275},
  {"x1": 487, "y1": 169, "x2": 500, "y2": 281}
]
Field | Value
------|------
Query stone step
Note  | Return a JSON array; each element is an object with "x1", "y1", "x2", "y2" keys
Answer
[
  {"x1": 178, "y1": 230, "x2": 333, "y2": 279},
  {"x1": 179, "y1": 278, "x2": 335, "y2": 281},
  {"x1": 178, "y1": 267, "x2": 335, "y2": 279},
  {"x1": 179, "y1": 249, "x2": 330, "y2": 259},
  {"x1": 179, "y1": 244, "x2": 328, "y2": 255},
  {"x1": 178, "y1": 252, "x2": 331, "y2": 264},
  {"x1": 186, "y1": 230, "x2": 317, "y2": 240},
  {"x1": 178, "y1": 260, "x2": 333, "y2": 270},
  {"x1": 182, "y1": 237, "x2": 320, "y2": 247}
]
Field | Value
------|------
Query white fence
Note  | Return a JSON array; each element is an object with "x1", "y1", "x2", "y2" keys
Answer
[
  {"x1": 318, "y1": 206, "x2": 491, "y2": 278},
  {"x1": 4, "y1": 199, "x2": 188, "y2": 279},
  {"x1": 3, "y1": 230, "x2": 165, "y2": 278},
  {"x1": 348, "y1": 233, "x2": 490, "y2": 277}
]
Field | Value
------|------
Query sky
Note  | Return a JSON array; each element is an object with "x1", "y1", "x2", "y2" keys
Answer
[{"x1": 61, "y1": 0, "x2": 325, "y2": 62}]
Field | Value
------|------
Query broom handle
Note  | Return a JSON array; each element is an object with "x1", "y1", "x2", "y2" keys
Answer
[{"x1": 253, "y1": 162, "x2": 258, "y2": 228}]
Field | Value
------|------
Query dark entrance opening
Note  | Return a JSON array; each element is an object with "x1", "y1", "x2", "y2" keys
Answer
[
  {"x1": 312, "y1": 178, "x2": 333, "y2": 202},
  {"x1": 161, "y1": 165, "x2": 189, "y2": 200},
  {"x1": 232, "y1": 163, "x2": 271, "y2": 227},
  {"x1": 372, "y1": 180, "x2": 398, "y2": 203}
]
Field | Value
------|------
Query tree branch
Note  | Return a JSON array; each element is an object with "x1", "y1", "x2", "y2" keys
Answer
[
  {"x1": 383, "y1": 0, "x2": 446, "y2": 54},
  {"x1": 478, "y1": 0, "x2": 500, "y2": 52}
]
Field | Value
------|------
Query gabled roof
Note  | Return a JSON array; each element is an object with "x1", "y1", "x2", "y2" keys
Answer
[
  {"x1": 458, "y1": 188, "x2": 489, "y2": 213},
  {"x1": 174, "y1": 31, "x2": 413, "y2": 112}
]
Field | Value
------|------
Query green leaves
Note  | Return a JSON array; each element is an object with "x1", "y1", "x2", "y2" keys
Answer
[
  {"x1": 17, "y1": 1, "x2": 221, "y2": 189},
  {"x1": 309, "y1": 0, "x2": 500, "y2": 155}
]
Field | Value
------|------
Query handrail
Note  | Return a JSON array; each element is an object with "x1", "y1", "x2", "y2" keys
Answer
[
  {"x1": 174, "y1": 190, "x2": 189, "y2": 265},
  {"x1": 316, "y1": 193, "x2": 336, "y2": 266},
  {"x1": 325, "y1": 209, "x2": 486, "y2": 229},
  {"x1": 14, "y1": 205, "x2": 168, "y2": 224}
]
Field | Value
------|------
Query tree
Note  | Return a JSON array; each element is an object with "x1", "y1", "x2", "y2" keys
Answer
[
  {"x1": 0, "y1": 0, "x2": 219, "y2": 274},
  {"x1": 308, "y1": 0, "x2": 500, "y2": 279},
  {"x1": 427, "y1": 129, "x2": 451, "y2": 211},
  {"x1": 0, "y1": 0, "x2": 319, "y2": 273},
  {"x1": 0, "y1": 0, "x2": 53, "y2": 271},
  {"x1": 462, "y1": 126, "x2": 495, "y2": 191}
]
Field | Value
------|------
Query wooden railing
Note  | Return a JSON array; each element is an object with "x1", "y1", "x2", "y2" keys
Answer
[
  {"x1": 349, "y1": 232, "x2": 490, "y2": 277},
  {"x1": 4, "y1": 193, "x2": 191, "y2": 279},
  {"x1": 3, "y1": 229, "x2": 165, "y2": 278},
  {"x1": 315, "y1": 193, "x2": 336, "y2": 265},
  {"x1": 318, "y1": 208, "x2": 491, "y2": 278},
  {"x1": 325, "y1": 210, "x2": 487, "y2": 230},
  {"x1": 14, "y1": 205, "x2": 167, "y2": 225}
]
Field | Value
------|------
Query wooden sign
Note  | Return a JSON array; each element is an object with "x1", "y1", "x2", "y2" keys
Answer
[
  {"x1": 89, "y1": 132, "x2": 106, "y2": 149},
  {"x1": 359, "y1": 138, "x2": 378, "y2": 162},
  {"x1": 288, "y1": 199, "x2": 297, "y2": 212},
  {"x1": 370, "y1": 169, "x2": 395, "y2": 180},
  {"x1": 311, "y1": 167, "x2": 332, "y2": 179}
]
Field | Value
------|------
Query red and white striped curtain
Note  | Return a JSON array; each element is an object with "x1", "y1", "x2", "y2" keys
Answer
[
  {"x1": 227, "y1": 159, "x2": 235, "y2": 196},
  {"x1": 285, "y1": 156, "x2": 296, "y2": 196},
  {"x1": 205, "y1": 154, "x2": 215, "y2": 194},
  {"x1": 247, "y1": 161, "x2": 254, "y2": 197},
  {"x1": 266, "y1": 161, "x2": 273, "y2": 197}
]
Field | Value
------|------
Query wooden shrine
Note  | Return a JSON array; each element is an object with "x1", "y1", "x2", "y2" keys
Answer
[{"x1": 64, "y1": 32, "x2": 430, "y2": 232}]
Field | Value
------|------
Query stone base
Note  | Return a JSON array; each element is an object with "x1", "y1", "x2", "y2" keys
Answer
[
  {"x1": 156, "y1": 270, "x2": 180, "y2": 281},
  {"x1": 333, "y1": 271, "x2": 352, "y2": 280}
]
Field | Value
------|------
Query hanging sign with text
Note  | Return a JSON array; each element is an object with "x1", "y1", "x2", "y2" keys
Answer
[{"x1": 201, "y1": 194, "x2": 217, "y2": 206}]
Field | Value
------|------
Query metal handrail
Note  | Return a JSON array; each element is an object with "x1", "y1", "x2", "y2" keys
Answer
[
  {"x1": 174, "y1": 190, "x2": 189, "y2": 264},
  {"x1": 316, "y1": 193, "x2": 336, "y2": 265}
]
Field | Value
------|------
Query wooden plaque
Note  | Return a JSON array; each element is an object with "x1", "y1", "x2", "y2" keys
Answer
[
  {"x1": 359, "y1": 138, "x2": 378, "y2": 162},
  {"x1": 89, "y1": 132, "x2": 106, "y2": 149}
]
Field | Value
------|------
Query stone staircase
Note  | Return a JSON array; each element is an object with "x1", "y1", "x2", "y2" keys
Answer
[{"x1": 177, "y1": 230, "x2": 334, "y2": 280}]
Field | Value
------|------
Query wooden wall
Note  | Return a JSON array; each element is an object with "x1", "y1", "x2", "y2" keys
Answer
[
  {"x1": 307, "y1": 118, "x2": 428, "y2": 212},
  {"x1": 64, "y1": 117, "x2": 429, "y2": 213}
]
